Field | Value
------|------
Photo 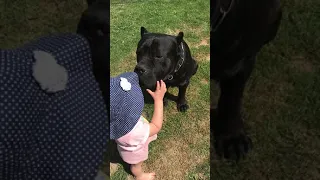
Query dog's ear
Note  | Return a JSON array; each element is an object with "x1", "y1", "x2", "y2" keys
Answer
[
  {"x1": 141, "y1": 27, "x2": 149, "y2": 37},
  {"x1": 176, "y1": 32, "x2": 184, "y2": 44}
]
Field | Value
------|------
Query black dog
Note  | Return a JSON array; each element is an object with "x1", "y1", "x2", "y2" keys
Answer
[
  {"x1": 77, "y1": 0, "x2": 110, "y2": 107},
  {"x1": 134, "y1": 27, "x2": 198, "y2": 112},
  {"x1": 211, "y1": 0, "x2": 282, "y2": 160},
  {"x1": 77, "y1": 0, "x2": 110, "y2": 177}
]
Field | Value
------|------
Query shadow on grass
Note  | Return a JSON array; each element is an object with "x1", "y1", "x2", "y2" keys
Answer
[{"x1": 109, "y1": 140, "x2": 132, "y2": 175}]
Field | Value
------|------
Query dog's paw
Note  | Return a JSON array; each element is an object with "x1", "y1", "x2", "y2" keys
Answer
[
  {"x1": 214, "y1": 132, "x2": 252, "y2": 161},
  {"x1": 177, "y1": 103, "x2": 189, "y2": 112}
]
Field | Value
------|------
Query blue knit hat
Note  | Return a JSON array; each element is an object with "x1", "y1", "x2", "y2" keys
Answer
[{"x1": 110, "y1": 72, "x2": 144, "y2": 139}]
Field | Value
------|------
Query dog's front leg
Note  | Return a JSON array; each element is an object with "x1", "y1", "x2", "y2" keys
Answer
[
  {"x1": 212, "y1": 56, "x2": 256, "y2": 161},
  {"x1": 163, "y1": 91, "x2": 169, "y2": 107},
  {"x1": 177, "y1": 82, "x2": 189, "y2": 112}
]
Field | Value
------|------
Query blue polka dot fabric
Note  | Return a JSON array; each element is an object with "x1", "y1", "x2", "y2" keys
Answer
[{"x1": 0, "y1": 33, "x2": 108, "y2": 180}]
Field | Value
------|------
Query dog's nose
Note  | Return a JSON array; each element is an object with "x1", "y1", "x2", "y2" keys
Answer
[{"x1": 134, "y1": 65, "x2": 147, "y2": 75}]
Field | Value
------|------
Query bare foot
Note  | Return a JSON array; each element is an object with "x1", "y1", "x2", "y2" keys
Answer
[{"x1": 135, "y1": 172, "x2": 156, "y2": 180}]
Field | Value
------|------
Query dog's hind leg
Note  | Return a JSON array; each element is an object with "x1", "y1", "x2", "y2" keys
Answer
[{"x1": 192, "y1": 58, "x2": 199, "y2": 76}]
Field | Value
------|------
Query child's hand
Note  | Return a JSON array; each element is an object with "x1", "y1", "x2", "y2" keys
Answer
[{"x1": 146, "y1": 80, "x2": 167, "y2": 102}]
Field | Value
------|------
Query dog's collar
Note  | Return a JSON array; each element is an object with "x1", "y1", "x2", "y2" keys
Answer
[
  {"x1": 163, "y1": 42, "x2": 185, "y2": 81},
  {"x1": 211, "y1": 0, "x2": 235, "y2": 32}
]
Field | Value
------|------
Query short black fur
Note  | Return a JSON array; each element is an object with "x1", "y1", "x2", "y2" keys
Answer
[
  {"x1": 135, "y1": 27, "x2": 198, "y2": 112},
  {"x1": 77, "y1": 0, "x2": 110, "y2": 110},
  {"x1": 211, "y1": 0, "x2": 282, "y2": 161},
  {"x1": 76, "y1": 0, "x2": 110, "y2": 175}
]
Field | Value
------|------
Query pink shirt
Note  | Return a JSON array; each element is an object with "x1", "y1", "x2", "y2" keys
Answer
[{"x1": 115, "y1": 116, "x2": 157, "y2": 164}]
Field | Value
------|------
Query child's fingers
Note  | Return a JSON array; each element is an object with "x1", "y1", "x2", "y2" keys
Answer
[
  {"x1": 160, "y1": 80, "x2": 166, "y2": 89},
  {"x1": 160, "y1": 80, "x2": 167, "y2": 92},
  {"x1": 146, "y1": 89, "x2": 154, "y2": 96},
  {"x1": 156, "y1": 81, "x2": 160, "y2": 90}
]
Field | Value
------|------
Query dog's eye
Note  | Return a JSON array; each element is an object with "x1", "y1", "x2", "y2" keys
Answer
[{"x1": 155, "y1": 56, "x2": 163, "y2": 58}]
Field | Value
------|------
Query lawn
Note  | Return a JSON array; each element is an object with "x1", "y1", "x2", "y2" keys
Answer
[
  {"x1": 211, "y1": 0, "x2": 320, "y2": 179},
  {"x1": 110, "y1": 0, "x2": 210, "y2": 179},
  {"x1": 0, "y1": 0, "x2": 86, "y2": 48}
]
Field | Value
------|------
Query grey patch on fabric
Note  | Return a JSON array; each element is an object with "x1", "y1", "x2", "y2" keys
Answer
[{"x1": 32, "y1": 50, "x2": 68, "y2": 93}]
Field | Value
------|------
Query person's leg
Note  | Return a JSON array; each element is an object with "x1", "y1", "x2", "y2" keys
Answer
[{"x1": 130, "y1": 161, "x2": 155, "y2": 180}]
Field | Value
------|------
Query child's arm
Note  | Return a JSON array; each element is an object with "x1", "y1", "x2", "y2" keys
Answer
[
  {"x1": 146, "y1": 80, "x2": 167, "y2": 137},
  {"x1": 149, "y1": 99, "x2": 163, "y2": 137}
]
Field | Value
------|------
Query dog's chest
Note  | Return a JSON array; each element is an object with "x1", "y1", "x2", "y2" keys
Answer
[{"x1": 165, "y1": 75, "x2": 189, "y2": 87}]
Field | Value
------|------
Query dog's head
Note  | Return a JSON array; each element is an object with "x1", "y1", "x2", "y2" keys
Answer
[
  {"x1": 77, "y1": 0, "x2": 109, "y2": 77},
  {"x1": 134, "y1": 27, "x2": 184, "y2": 90},
  {"x1": 77, "y1": 0, "x2": 109, "y2": 105}
]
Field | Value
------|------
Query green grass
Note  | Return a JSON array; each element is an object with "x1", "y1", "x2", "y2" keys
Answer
[
  {"x1": 110, "y1": 0, "x2": 210, "y2": 179},
  {"x1": 0, "y1": 0, "x2": 86, "y2": 48},
  {"x1": 211, "y1": 0, "x2": 320, "y2": 179}
]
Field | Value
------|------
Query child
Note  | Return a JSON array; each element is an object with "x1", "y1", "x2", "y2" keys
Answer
[{"x1": 110, "y1": 72, "x2": 167, "y2": 180}]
